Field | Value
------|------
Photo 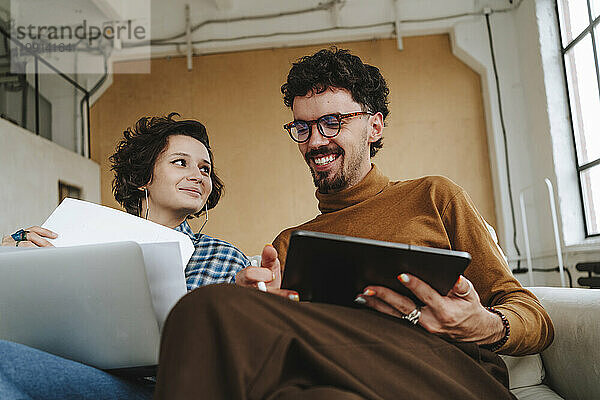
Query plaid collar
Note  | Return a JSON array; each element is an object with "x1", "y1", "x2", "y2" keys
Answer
[
  {"x1": 174, "y1": 220, "x2": 200, "y2": 243},
  {"x1": 174, "y1": 219, "x2": 249, "y2": 290}
]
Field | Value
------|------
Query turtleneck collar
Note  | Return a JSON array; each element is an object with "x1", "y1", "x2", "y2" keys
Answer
[{"x1": 316, "y1": 164, "x2": 390, "y2": 213}]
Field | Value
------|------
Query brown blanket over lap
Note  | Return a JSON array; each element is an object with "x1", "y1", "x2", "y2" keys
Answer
[{"x1": 154, "y1": 284, "x2": 516, "y2": 400}]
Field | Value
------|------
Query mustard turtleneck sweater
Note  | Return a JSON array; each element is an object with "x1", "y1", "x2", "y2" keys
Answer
[{"x1": 272, "y1": 165, "x2": 554, "y2": 356}]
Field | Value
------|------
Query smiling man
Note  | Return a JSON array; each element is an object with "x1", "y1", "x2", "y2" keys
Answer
[
  {"x1": 155, "y1": 49, "x2": 553, "y2": 400},
  {"x1": 282, "y1": 56, "x2": 386, "y2": 195},
  {"x1": 291, "y1": 91, "x2": 377, "y2": 193}
]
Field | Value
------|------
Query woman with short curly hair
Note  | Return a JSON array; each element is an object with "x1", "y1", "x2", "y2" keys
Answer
[
  {"x1": 0, "y1": 113, "x2": 251, "y2": 398},
  {"x1": 109, "y1": 112, "x2": 247, "y2": 289},
  {"x1": 111, "y1": 112, "x2": 223, "y2": 218}
]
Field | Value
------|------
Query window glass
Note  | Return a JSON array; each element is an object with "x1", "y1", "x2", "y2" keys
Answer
[
  {"x1": 581, "y1": 166, "x2": 600, "y2": 235},
  {"x1": 564, "y1": 34, "x2": 600, "y2": 165},
  {"x1": 558, "y1": 1, "x2": 600, "y2": 237},
  {"x1": 558, "y1": 0, "x2": 592, "y2": 47},
  {"x1": 590, "y1": 0, "x2": 600, "y2": 19}
]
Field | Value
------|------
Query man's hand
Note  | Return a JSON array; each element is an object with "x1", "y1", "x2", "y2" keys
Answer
[
  {"x1": 1, "y1": 226, "x2": 57, "y2": 248},
  {"x1": 235, "y1": 244, "x2": 299, "y2": 301},
  {"x1": 356, "y1": 274, "x2": 505, "y2": 345}
]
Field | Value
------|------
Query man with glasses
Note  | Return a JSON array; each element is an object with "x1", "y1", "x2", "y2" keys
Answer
[
  {"x1": 155, "y1": 48, "x2": 553, "y2": 400},
  {"x1": 283, "y1": 110, "x2": 375, "y2": 193}
]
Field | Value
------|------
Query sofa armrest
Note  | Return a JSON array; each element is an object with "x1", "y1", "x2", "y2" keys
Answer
[{"x1": 527, "y1": 287, "x2": 600, "y2": 400}]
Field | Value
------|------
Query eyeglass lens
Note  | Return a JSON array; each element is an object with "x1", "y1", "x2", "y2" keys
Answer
[{"x1": 290, "y1": 115, "x2": 340, "y2": 142}]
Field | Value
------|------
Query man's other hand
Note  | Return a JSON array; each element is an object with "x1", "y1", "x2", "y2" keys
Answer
[{"x1": 355, "y1": 275, "x2": 505, "y2": 345}]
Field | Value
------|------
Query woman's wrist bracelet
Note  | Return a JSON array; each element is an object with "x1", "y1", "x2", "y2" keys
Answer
[{"x1": 482, "y1": 306, "x2": 510, "y2": 352}]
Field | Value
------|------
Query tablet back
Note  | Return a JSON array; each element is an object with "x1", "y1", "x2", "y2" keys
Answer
[
  {"x1": 282, "y1": 230, "x2": 471, "y2": 307},
  {"x1": 0, "y1": 242, "x2": 160, "y2": 369}
]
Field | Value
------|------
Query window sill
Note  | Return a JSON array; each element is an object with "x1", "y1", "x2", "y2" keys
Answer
[{"x1": 564, "y1": 238, "x2": 600, "y2": 254}]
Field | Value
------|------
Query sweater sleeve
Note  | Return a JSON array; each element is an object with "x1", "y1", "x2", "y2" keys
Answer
[{"x1": 442, "y1": 190, "x2": 554, "y2": 356}]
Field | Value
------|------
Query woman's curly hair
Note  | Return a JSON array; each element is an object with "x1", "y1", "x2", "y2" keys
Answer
[
  {"x1": 281, "y1": 47, "x2": 390, "y2": 157},
  {"x1": 110, "y1": 112, "x2": 224, "y2": 218}
]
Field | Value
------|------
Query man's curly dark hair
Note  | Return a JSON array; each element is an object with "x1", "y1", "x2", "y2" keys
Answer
[
  {"x1": 110, "y1": 112, "x2": 224, "y2": 218},
  {"x1": 281, "y1": 47, "x2": 390, "y2": 157}
]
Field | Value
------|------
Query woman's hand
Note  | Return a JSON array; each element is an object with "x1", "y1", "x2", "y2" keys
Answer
[
  {"x1": 1, "y1": 226, "x2": 58, "y2": 248},
  {"x1": 355, "y1": 274, "x2": 505, "y2": 345},
  {"x1": 236, "y1": 244, "x2": 299, "y2": 301}
]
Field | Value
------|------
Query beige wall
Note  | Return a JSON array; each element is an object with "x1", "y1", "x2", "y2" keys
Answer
[
  {"x1": 91, "y1": 35, "x2": 496, "y2": 255},
  {"x1": 0, "y1": 118, "x2": 101, "y2": 236}
]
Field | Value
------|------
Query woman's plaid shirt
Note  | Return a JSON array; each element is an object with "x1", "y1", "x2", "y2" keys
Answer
[{"x1": 175, "y1": 220, "x2": 250, "y2": 291}]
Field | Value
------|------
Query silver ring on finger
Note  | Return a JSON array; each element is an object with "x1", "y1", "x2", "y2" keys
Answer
[{"x1": 402, "y1": 306, "x2": 421, "y2": 325}]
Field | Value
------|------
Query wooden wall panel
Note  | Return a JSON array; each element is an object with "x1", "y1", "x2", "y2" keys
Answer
[{"x1": 91, "y1": 35, "x2": 496, "y2": 255}]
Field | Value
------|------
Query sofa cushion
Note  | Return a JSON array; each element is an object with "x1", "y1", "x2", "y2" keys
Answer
[
  {"x1": 500, "y1": 354, "x2": 544, "y2": 390},
  {"x1": 528, "y1": 287, "x2": 600, "y2": 400},
  {"x1": 511, "y1": 384, "x2": 564, "y2": 400}
]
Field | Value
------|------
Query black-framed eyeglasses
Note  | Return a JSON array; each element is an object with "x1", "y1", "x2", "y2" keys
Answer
[{"x1": 283, "y1": 111, "x2": 374, "y2": 143}]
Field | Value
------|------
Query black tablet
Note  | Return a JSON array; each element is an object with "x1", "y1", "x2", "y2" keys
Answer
[{"x1": 281, "y1": 230, "x2": 471, "y2": 307}]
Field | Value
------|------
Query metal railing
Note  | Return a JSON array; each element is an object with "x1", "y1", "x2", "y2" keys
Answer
[{"x1": 0, "y1": 22, "x2": 91, "y2": 157}]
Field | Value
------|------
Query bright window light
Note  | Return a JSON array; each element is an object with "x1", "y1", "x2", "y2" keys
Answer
[{"x1": 557, "y1": 0, "x2": 600, "y2": 236}]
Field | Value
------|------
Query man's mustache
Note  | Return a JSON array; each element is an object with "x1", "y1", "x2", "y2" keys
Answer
[{"x1": 304, "y1": 145, "x2": 344, "y2": 162}]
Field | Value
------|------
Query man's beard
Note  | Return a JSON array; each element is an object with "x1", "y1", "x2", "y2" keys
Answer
[
  {"x1": 310, "y1": 167, "x2": 347, "y2": 193},
  {"x1": 305, "y1": 138, "x2": 368, "y2": 194}
]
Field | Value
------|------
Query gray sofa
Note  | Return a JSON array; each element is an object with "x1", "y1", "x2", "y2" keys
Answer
[{"x1": 503, "y1": 287, "x2": 600, "y2": 400}]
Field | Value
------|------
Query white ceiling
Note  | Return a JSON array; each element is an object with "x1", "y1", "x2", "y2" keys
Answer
[
  {"x1": 107, "y1": 0, "x2": 519, "y2": 59},
  {"x1": 4, "y1": 0, "x2": 519, "y2": 72}
]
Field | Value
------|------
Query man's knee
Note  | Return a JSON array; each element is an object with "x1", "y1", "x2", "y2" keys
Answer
[{"x1": 166, "y1": 283, "x2": 258, "y2": 325}]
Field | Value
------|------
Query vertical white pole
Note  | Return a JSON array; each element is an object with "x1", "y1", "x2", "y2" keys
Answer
[
  {"x1": 545, "y1": 179, "x2": 566, "y2": 287},
  {"x1": 394, "y1": 0, "x2": 404, "y2": 50},
  {"x1": 519, "y1": 191, "x2": 535, "y2": 285},
  {"x1": 186, "y1": 4, "x2": 192, "y2": 71}
]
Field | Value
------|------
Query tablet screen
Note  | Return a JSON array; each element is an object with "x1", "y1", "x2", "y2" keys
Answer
[{"x1": 282, "y1": 230, "x2": 471, "y2": 307}]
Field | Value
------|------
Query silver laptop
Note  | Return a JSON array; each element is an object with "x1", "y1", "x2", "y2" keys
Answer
[{"x1": 0, "y1": 242, "x2": 161, "y2": 370}]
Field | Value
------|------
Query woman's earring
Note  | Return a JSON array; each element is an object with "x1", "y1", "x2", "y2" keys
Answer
[
  {"x1": 144, "y1": 187, "x2": 150, "y2": 220},
  {"x1": 198, "y1": 203, "x2": 209, "y2": 233}
]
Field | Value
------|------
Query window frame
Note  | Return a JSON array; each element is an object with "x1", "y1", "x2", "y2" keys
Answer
[{"x1": 556, "y1": 0, "x2": 600, "y2": 238}]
